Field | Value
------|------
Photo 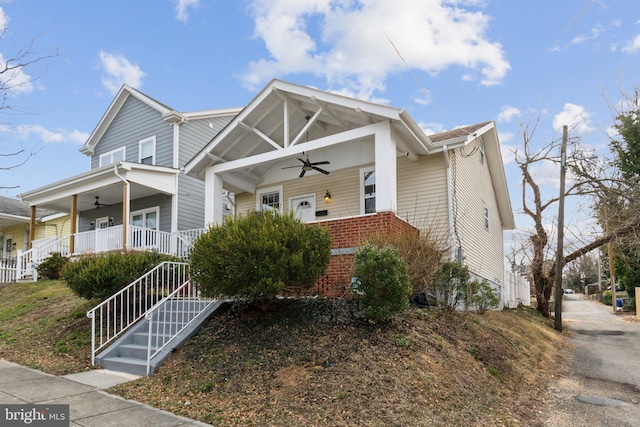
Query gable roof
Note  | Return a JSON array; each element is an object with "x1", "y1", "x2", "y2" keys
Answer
[
  {"x1": 80, "y1": 85, "x2": 173, "y2": 155},
  {"x1": 185, "y1": 79, "x2": 436, "y2": 180},
  {"x1": 428, "y1": 121, "x2": 515, "y2": 230}
]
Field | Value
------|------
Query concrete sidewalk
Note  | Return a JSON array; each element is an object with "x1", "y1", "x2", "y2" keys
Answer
[{"x1": 0, "y1": 360, "x2": 211, "y2": 426}]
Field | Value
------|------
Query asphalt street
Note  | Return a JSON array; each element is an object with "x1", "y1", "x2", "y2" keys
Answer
[{"x1": 544, "y1": 293, "x2": 640, "y2": 426}]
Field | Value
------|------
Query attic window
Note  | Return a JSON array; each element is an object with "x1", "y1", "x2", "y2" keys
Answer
[
  {"x1": 99, "y1": 147, "x2": 126, "y2": 167},
  {"x1": 139, "y1": 136, "x2": 156, "y2": 165},
  {"x1": 479, "y1": 137, "x2": 485, "y2": 166}
]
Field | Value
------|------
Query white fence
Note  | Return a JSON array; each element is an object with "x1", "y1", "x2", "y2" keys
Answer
[
  {"x1": 502, "y1": 270, "x2": 531, "y2": 308},
  {"x1": 0, "y1": 259, "x2": 17, "y2": 283}
]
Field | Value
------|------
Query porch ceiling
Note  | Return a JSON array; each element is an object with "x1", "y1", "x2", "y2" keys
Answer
[
  {"x1": 19, "y1": 162, "x2": 179, "y2": 213},
  {"x1": 185, "y1": 79, "x2": 435, "y2": 191}
]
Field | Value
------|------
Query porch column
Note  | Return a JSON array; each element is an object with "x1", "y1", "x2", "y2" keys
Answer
[
  {"x1": 70, "y1": 195, "x2": 77, "y2": 254},
  {"x1": 122, "y1": 181, "x2": 130, "y2": 249},
  {"x1": 28, "y1": 206, "x2": 36, "y2": 249},
  {"x1": 374, "y1": 121, "x2": 397, "y2": 212},
  {"x1": 204, "y1": 167, "x2": 223, "y2": 226}
]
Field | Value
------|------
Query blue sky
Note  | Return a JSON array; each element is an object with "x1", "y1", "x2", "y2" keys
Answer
[{"x1": 0, "y1": 0, "x2": 638, "y2": 248}]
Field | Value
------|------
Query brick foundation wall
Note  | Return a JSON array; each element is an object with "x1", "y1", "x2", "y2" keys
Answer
[{"x1": 310, "y1": 212, "x2": 419, "y2": 297}]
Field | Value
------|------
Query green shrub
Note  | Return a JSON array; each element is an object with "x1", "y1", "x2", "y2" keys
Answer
[
  {"x1": 364, "y1": 229, "x2": 444, "y2": 295},
  {"x1": 602, "y1": 290, "x2": 612, "y2": 306},
  {"x1": 36, "y1": 252, "x2": 70, "y2": 280},
  {"x1": 470, "y1": 279, "x2": 500, "y2": 314},
  {"x1": 353, "y1": 243, "x2": 412, "y2": 322},
  {"x1": 190, "y1": 210, "x2": 332, "y2": 308},
  {"x1": 62, "y1": 251, "x2": 178, "y2": 300},
  {"x1": 433, "y1": 261, "x2": 470, "y2": 313}
]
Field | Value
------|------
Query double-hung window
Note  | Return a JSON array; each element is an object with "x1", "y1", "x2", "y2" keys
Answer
[
  {"x1": 139, "y1": 136, "x2": 156, "y2": 165},
  {"x1": 484, "y1": 205, "x2": 489, "y2": 231},
  {"x1": 256, "y1": 186, "x2": 283, "y2": 213},
  {"x1": 99, "y1": 147, "x2": 126, "y2": 167}
]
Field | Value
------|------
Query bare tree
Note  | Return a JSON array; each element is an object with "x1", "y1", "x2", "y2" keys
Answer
[
  {"x1": 508, "y1": 117, "x2": 633, "y2": 318},
  {"x1": 0, "y1": 30, "x2": 58, "y2": 188}
]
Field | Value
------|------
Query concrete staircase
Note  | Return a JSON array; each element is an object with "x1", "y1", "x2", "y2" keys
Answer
[{"x1": 96, "y1": 299, "x2": 223, "y2": 376}]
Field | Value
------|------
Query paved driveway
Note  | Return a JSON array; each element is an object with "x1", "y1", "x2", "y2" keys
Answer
[{"x1": 544, "y1": 293, "x2": 640, "y2": 426}]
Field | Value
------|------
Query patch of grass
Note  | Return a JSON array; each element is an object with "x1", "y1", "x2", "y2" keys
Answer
[{"x1": 0, "y1": 281, "x2": 94, "y2": 375}]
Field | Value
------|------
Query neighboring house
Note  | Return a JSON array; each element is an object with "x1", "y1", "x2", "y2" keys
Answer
[
  {"x1": 0, "y1": 195, "x2": 67, "y2": 281},
  {"x1": 18, "y1": 86, "x2": 241, "y2": 271},
  {"x1": 185, "y1": 79, "x2": 517, "y2": 301}
]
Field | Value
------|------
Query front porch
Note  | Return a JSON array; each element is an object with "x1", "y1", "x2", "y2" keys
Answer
[{"x1": 14, "y1": 226, "x2": 204, "y2": 281}]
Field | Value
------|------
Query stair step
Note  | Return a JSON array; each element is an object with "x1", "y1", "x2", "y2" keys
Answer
[{"x1": 100, "y1": 356, "x2": 149, "y2": 376}]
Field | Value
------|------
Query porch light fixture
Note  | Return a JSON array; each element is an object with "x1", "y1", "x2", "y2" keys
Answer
[{"x1": 324, "y1": 190, "x2": 331, "y2": 202}]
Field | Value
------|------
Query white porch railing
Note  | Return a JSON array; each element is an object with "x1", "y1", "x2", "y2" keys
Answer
[
  {"x1": 15, "y1": 227, "x2": 206, "y2": 281},
  {"x1": 0, "y1": 259, "x2": 17, "y2": 283},
  {"x1": 145, "y1": 281, "x2": 217, "y2": 375},
  {"x1": 86, "y1": 261, "x2": 190, "y2": 365}
]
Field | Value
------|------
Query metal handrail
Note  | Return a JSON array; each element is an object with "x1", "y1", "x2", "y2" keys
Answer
[
  {"x1": 86, "y1": 261, "x2": 189, "y2": 365},
  {"x1": 145, "y1": 281, "x2": 217, "y2": 375}
]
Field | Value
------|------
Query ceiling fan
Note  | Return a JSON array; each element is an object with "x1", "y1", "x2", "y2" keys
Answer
[
  {"x1": 94, "y1": 196, "x2": 111, "y2": 209},
  {"x1": 282, "y1": 152, "x2": 330, "y2": 178}
]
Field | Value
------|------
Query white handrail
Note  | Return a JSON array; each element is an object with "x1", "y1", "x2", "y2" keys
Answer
[
  {"x1": 86, "y1": 261, "x2": 190, "y2": 365},
  {"x1": 145, "y1": 282, "x2": 216, "y2": 375}
]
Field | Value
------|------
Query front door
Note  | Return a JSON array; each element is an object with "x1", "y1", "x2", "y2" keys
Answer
[
  {"x1": 131, "y1": 208, "x2": 158, "y2": 248},
  {"x1": 95, "y1": 217, "x2": 110, "y2": 252},
  {"x1": 289, "y1": 194, "x2": 316, "y2": 223}
]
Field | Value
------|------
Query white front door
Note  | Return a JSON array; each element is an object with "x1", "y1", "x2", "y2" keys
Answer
[{"x1": 289, "y1": 194, "x2": 316, "y2": 223}]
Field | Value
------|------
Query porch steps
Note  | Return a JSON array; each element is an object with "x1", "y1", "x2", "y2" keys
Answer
[{"x1": 95, "y1": 299, "x2": 224, "y2": 376}]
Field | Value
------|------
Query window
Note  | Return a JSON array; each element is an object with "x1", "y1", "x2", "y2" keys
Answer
[
  {"x1": 99, "y1": 147, "x2": 126, "y2": 167},
  {"x1": 484, "y1": 205, "x2": 489, "y2": 231},
  {"x1": 360, "y1": 167, "x2": 376, "y2": 214},
  {"x1": 479, "y1": 137, "x2": 485, "y2": 166},
  {"x1": 131, "y1": 207, "x2": 159, "y2": 248},
  {"x1": 139, "y1": 136, "x2": 156, "y2": 165},
  {"x1": 256, "y1": 186, "x2": 283, "y2": 212},
  {"x1": 131, "y1": 208, "x2": 158, "y2": 230}
]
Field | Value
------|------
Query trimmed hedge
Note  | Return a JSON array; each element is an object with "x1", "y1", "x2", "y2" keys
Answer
[
  {"x1": 190, "y1": 210, "x2": 332, "y2": 307},
  {"x1": 62, "y1": 251, "x2": 179, "y2": 301}
]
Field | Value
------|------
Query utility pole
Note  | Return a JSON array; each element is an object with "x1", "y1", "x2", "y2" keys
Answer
[{"x1": 554, "y1": 125, "x2": 567, "y2": 332}]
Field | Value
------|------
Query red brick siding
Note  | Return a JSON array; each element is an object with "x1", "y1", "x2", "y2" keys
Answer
[{"x1": 310, "y1": 212, "x2": 419, "y2": 297}]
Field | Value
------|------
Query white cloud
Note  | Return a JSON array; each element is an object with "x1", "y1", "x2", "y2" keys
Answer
[
  {"x1": 0, "y1": 52, "x2": 33, "y2": 94},
  {"x1": 571, "y1": 25, "x2": 603, "y2": 45},
  {"x1": 0, "y1": 6, "x2": 8, "y2": 30},
  {"x1": 553, "y1": 103, "x2": 593, "y2": 134},
  {"x1": 622, "y1": 34, "x2": 640, "y2": 53},
  {"x1": 500, "y1": 142, "x2": 515, "y2": 165},
  {"x1": 497, "y1": 105, "x2": 521, "y2": 123},
  {"x1": 15, "y1": 125, "x2": 89, "y2": 144},
  {"x1": 98, "y1": 51, "x2": 145, "y2": 95},
  {"x1": 174, "y1": 0, "x2": 199, "y2": 23},
  {"x1": 419, "y1": 121, "x2": 446, "y2": 136},
  {"x1": 242, "y1": 0, "x2": 510, "y2": 99}
]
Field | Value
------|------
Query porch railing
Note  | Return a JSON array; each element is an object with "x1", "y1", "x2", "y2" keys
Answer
[
  {"x1": 17, "y1": 227, "x2": 206, "y2": 281},
  {"x1": 0, "y1": 258, "x2": 17, "y2": 283},
  {"x1": 86, "y1": 261, "x2": 190, "y2": 365}
]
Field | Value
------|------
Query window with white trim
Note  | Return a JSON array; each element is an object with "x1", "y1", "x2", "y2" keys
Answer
[
  {"x1": 139, "y1": 136, "x2": 156, "y2": 165},
  {"x1": 479, "y1": 137, "x2": 485, "y2": 166},
  {"x1": 360, "y1": 167, "x2": 376, "y2": 214},
  {"x1": 256, "y1": 186, "x2": 283, "y2": 212},
  {"x1": 99, "y1": 147, "x2": 126, "y2": 167},
  {"x1": 131, "y1": 207, "x2": 159, "y2": 230},
  {"x1": 484, "y1": 205, "x2": 489, "y2": 231}
]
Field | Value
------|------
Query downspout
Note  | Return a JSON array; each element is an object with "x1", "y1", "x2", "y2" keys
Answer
[
  {"x1": 443, "y1": 145, "x2": 455, "y2": 261},
  {"x1": 114, "y1": 164, "x2": 130, "y2": 250}
]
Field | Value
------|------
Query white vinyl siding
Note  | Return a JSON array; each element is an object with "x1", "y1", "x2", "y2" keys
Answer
[
  {"x1": 450, "y1": 145, "x2": 504, "y2": 287},
  {"x1": 396, "y1": 154, "x2": 450, "y2": 244}
]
